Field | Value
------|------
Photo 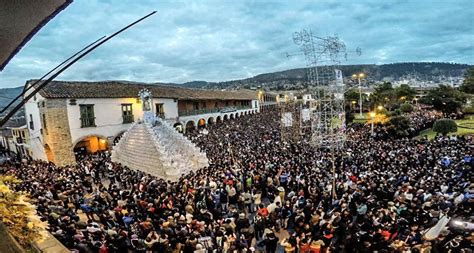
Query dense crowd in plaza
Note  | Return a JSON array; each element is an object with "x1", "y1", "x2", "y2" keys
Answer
[{"x1": 0, "y1": 106, "x2": 472, "y2": 253}]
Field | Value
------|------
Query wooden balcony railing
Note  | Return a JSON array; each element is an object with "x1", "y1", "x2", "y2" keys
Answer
[
  {"x1": 80, "y1": 117, "x2": 96, "y2": 128},
  {"x1": 122, "y1": 114, "x2": 134, "y2": 124}
]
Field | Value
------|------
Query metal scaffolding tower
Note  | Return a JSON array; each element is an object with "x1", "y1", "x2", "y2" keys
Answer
[
  {"x1": 292, "y1": 29, "x2": 347, "y2": 150},
  {"x1": 292, "y1": 29, "x2": 348, "y2": 199}
]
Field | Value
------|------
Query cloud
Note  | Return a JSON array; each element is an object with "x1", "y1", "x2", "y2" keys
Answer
[{"x1": 0, "y1": 0, "x2": 473, "y2": 88}]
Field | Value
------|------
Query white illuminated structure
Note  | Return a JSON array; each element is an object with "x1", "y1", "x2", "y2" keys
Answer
[{"x1": 112, "y1": 89, "x2": 209, "y2": 181}]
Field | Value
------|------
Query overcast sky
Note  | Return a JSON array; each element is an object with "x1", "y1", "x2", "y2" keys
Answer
[{"x1": 1, "y1": 0, "x2": 473, "y2": 88}]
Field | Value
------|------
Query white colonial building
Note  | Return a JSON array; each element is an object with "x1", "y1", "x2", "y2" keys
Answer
[{"x1": 23, "y1": 80, "x2": 259, "y2": 166}]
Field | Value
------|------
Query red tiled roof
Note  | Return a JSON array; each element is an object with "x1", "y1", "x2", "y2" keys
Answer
[{"x1": 27, "y1": 80, "x2": 257, "y2": 100}]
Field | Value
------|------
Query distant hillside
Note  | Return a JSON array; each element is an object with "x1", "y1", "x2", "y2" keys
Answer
[
  {"x1": 176, "y1": 62, "x2": 471, "y2": 89},
  {"x1": 0, "y1": 86, "x2": 22, "y2": 116},
  {"x1": 0, "y1": 62, "x2": 470, "y2": 110}
]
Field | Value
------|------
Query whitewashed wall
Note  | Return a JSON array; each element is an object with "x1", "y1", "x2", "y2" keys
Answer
[
  {"x1": 66, "y1": 97, "x2": 177, "y2": 145},
  {"x1": 24, "y1": 94, "x2": 47, "y2": 161}
]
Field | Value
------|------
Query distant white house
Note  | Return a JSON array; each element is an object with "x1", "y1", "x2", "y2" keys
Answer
[{"x1": 302, "y1": 94, "x2": 313, "y2": 103}]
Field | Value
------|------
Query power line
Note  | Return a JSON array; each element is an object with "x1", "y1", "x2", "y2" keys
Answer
[{"x1": 0, "y1": 11, "x2": 156, "y2": 127}]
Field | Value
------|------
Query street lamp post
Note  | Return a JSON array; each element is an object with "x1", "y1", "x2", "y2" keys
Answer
[
  {"x1": 369, "y1": 111, "x2": 376, "y2": 136},
  {"x1": 352, "y1": 73, "x2": 365, "y2": 117}
]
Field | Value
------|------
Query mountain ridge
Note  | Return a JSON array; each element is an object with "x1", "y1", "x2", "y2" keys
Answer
[{"x1": 173, "y1": 62, "x2": 470, "y2": 89}]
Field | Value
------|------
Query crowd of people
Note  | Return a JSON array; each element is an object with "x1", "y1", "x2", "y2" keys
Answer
[{"x1": 0, "y1": 105, "x2": 472, "y2": 253}]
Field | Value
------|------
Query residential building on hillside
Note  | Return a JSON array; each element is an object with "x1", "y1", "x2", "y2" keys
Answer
[
  {"x1": 23, "y1": 80, "x2": 259, "y2": 166},
  {"x1": 0, "y1": 117, "x2": 27, "y2": 157},
  {"x1": 10, "y1": 125, "x2": 31, "y2": 158}
]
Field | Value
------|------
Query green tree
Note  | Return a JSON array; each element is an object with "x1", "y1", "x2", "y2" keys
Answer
[
  {"x1": 460, "y1": 67, "x2": 474, "y2": 94},
  {"x1": 419, "y1": 85, "x2": 467, "y2": 114},
  {"x1": 386, "y1": 115, "x2": 411, "y2": 137},
  {"x1": 345, "y1": 88, "x2": 368, "y2": 110},
  {"x1": 345, "y1": 88, "x2": 360, "y2": 101},
  {"x1": 400, "y1": 103, "x2": 414, "y2": 113},
  {"x1": 369, "y1": 82, "x2": 397, "y2": 110},
  {"x1": 432, "y1": 119, "x2": 458, "y2": 135},
  {"x1": 395, "y1": 84, "x2": 416, "y2": 101}
]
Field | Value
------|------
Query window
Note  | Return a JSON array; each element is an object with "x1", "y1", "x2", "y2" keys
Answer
[
  {"x1": 122, "y1": 104, "x2": 134, "y2": 124},
  {"x1": 29, "y1": 114, "x2": 34, "y2": 130},
  {"x1": 42, "y1": 114, "x2": 48, "y2": 135},
  {"x1": 193, "y1": 102, "x2": 199, "y2": 110},
  {"x1": 155, "y1": 103, "x2": 165, "y2": 119},
  {"x1": 79, "y1": 104, "x2": 95, "y2": 128}
]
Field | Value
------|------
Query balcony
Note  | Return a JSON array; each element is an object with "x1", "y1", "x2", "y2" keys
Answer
[
  {"x1": 156, "y1": 112, "x2": 165, "y2": 119},
  {"x1": 178, "y1": 106, "x2": 252, "y2": 117},
  {"x1": 80, "y1": 117, "x2": 96, "y2": 128},
  {"x1": 122, "y1": 114, "x2": 134, "y2": 124}
]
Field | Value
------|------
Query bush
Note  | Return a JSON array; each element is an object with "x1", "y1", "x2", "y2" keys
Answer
[
  {"x1": 400, "y1": 103, "x2": 414, "y2": 113},
  {"x1": 432, "y1": 119, "x2": 458, "y2": 135},
  {"x1": 387, "y1": 109, "x2": 402, "y2": 117}
]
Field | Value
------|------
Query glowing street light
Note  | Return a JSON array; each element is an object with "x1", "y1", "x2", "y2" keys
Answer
[
  {"x1": 351, "y1": 100, "x2": 356, "y2": 111},
  {"x1": 377, "y1": 105, "x2": 384, "y2": 111},
  {"x1": 369, "y1": 111, "x2": 376, "y2": 135}
]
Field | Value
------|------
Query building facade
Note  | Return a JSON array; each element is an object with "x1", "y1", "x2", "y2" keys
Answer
[
  {"x1": 0, "y1": 117, "x2": 28, "y2": 157},
  {"x1": 23, "y1": 80, "x2": 259, "y2": 166},
  {"x1": 10, "y1": 125, "x2": 31, "y2": 158}
]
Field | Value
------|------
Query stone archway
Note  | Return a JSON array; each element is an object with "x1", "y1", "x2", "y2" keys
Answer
[
  {"x1": 44, "y1": 144, "x2": 54, "y2": 163},
  {"x1": 73, "y1": 135, "x2": 109, "y2": 155},
  {"x1": 216, "y1": 116, "x2": 222, "y2": 124},
  {"x1": 229, "y1": 114, "x2": 234, "y2": 120},
  {"x1": 208, "y1": 117, "x2": 215, "y2": 125},
  {"x1": 223, "y1": 114, "x2": 228, "y2": 121},
  {"x1": 197, "y1": 118, "x2": 206, "y2": 129},
  {"x1": 186, "y1": 121, "x2": 196, "y2": 132}
]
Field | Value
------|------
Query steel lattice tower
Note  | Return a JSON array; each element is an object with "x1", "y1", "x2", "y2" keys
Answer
[{"x1": 292, "y1": 29, "x2": 347, "y2": 150}]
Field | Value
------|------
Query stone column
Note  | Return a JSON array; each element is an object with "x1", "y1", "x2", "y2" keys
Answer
[{"x1": 40, "y1": 99, "x2": 75, "y2": 166}]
